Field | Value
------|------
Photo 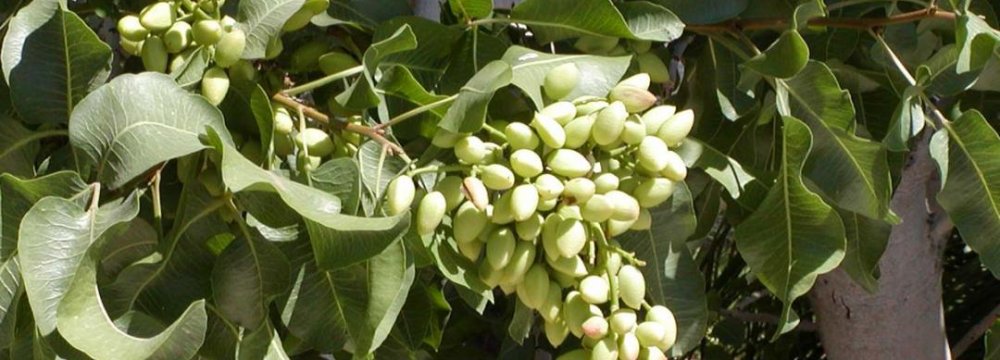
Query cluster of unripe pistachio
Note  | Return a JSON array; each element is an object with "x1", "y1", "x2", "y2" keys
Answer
[
  {"x1": 573, "y1": 36, "x2": 669, "y2": 85},
  {"x1": 264, "y1": 103, "x2": 361, "y2": 172},
  {"x1": 386, "y1": 63, "x2": 694, "y2": 360},
  {"x1": 117, "y1": 0, "x2": 249, "y2": 105}
]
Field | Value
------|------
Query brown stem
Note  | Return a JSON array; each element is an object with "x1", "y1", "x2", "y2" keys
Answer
[
  {"x1": 687, "y1": 8, "x2": 956, "y2": 33},
  {"x1": 951, "y1": 302, "x2": 1000, "y2": 357},
  {"x1": 271, "y1": 92, "x2": 404, "y2": 155}
]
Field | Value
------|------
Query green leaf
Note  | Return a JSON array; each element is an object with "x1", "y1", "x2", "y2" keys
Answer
[
  {"x1": 337, "y1": 24, "x2": 418, "y2": 110},
  {"x1": 501, "y1": 46, "x2": 631, "y2": 109},
  {"x1": 934, "y1": 110, "x2": 1000, "y2": 277},
  {"x1": 885, "y1": 86, "x2": 925, "y2": 152},
  {"x1": 837, "y1": 209, "x2": 890, "y2": 293},
  {"x1": 310, "y1": 157, "x2": 362, "y2": 215},
  {"x1": 449, "y1": 0, "x2": 492, "y2": 19},
  {"x1": 1, "y1": 171, "x2": 87, "y2": 259},
  {"x1": 378, "y1": 66, "x2": 450, "y2": 119},
  {"x1": 709, "y1": 40, "x2": 756, "y2": 120},
  {"x1": 438, "y1": 30, "x2": 507, "y2": 94},
  {"x1": 955, "y1": 12, "x2": 1000, "y2": 73},
  {"x1": 0, "y1": 256, "x2": 21, "y2": 337},
  {"x1": 649, "y1": 0, "x2": 747, "y2": 24},
  {"x1": 313, "y1": 0, "x2": 412, "y2": 30},
  {"x1": 0, "y1": 0, "x2": 111, "y2": 125},
  {"x1": 511, "y1": 0, "x2": 682, "y2": 43},
  {"x1": 248, "y1": 85, "x2": 275, "y2": 162},
  {"x1": 437, "y1": 60, "x2": 512, "y2": 134},
  {"x1": 675, "y1": 139, "x2": 760, "y2": 200},
  {"x1": 920, "y1": 44, "x2": 983, "y2": 97},
  {"x1": 986, "y1": 319, "x2": 1000, "y2": 360},
  {"x1": 778, "y1": 61, "x2": 893, "y2": 221},
  {"x1": 0, "y1": 117, "x2": 44, "y2": 178},
  {"x1": 427, "y1": 235, "x2": 494, "y2": 301},
  {"x1": 372, "y1": 18, "x2": 463, "y2": 86},
  {"x1": 357, "y1": 140, "x2": 407, "y2": 215},
  {"x1": 211, "y1": 228, "x2": 290, "y2": 329},
  {"x1": 733, "y1": 116, "x2": 845, "y2": 337},
  {"x1": 507, "y1": 299, "x2": 534, "y2": 345},
  {"x1": 791, "y1": 0, "x2": 825, "y2": 30},
  {"x1": 744, "y1": 30, "x2": 809, "y2": 79},
  {"x1": 169, "y1": 47, "x2": 212, "y2": 88},
  {"x1": 235, "y1": 321, "x2": 290, "y2": 360},
  {"x1": 19, "y1": 188, "x2": 136, "y2": 335},
  {"x1": 236, "y1": 0, "x2": 305, "y2": 59},
  {"x1": 68, "y1": 73, "x2": 232, "y2": 190},
  {"x1": 618, "y1": 183, "x2": 708, "y2": 357}
]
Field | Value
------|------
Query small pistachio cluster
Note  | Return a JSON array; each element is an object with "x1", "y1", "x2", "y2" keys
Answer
[
  {"x1": 116, "y1": 0, "x2": 250, "y2": 105},
  {"x1": 264, "y1": 104, "x2": 362, "y2": 172},
  {"x1": 387, "y1": 63, "x2": 694, "y2": 359},
  {"x1": 573, "y1": 36, "x2": 670, "y2": 85}
]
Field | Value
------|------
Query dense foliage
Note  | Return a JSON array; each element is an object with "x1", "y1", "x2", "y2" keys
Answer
[{"x1": 0, "y1": 0, "x2": 998, "y2": 358}]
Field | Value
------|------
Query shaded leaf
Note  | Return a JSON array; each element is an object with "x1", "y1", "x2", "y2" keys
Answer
[
  {"x1": 649, "y1": 0, "x2": 747, "y2": 24},
  {"x1": 357, "y1": 140, "x2": 407, "y2": 215},
  {"x1": 313, "y1": 0, "x2": 412, "y2": 30},
  {"x1": 236, "y1": 0, "x2": 305, "y2": 59},
  {"x1": 501, "y1": 46, "x2": 630, "y2": 109},
  {"x1": 310, "y1": 157, "x2": 362, "y2": 215},
  {"x1": 955, "y1": 12, "x2": 1000, "y2": 73},
  {"x1": 675, "y1": 139, "x2": 761, "y2": 200},
  {"x1": 437, "y1": 60, "x2": 512, "y2": 133},
  {"x1": 337, "y1": 24, "x2": 417, "y2": 110},
  {"x1": 837, "y1": 209, "x2": 890, "y2": 293},
  {"x1": 0, "y1": 117, "x2": 44, "y2": 177},
  {"x1": 235, "y1": 320, "x2": 290, "y2": 360},
  {"x1": 709, "y1": 40, "x2": 755, "y2": 120},
  {"x1": 507, "y1": 299, "x2": 534, "y2": 345},
  {"x1": 372, "y1": 18, "x2": 463, "y2": 87},
  {"x1": 1, "y1": 171, "x2": 87, "y2": 259},
  {"x1": 449, "y1": 0, "x2": 491, "y2": 19},
  {"x1": 211, "y1": 228, "x2": 290, "y2": 328},
  {"x1": 511, "y1": 0, "x2": 682, "y2": 43},
  {"x1": 885, "y1": 86, "x2": 924, "y2": 152},
  {"x1": 169, "y1": 47, "x2": 212, "y2": 88}
]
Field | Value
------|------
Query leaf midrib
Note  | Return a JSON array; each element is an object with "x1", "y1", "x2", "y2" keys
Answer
[{"x1": 944, "y1": 122, "x2": 1000, "y2": 230}]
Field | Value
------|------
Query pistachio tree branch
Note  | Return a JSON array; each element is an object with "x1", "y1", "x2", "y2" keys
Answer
[{"x1": 271, "y1": 92, "x2": 404, "y2": 155}]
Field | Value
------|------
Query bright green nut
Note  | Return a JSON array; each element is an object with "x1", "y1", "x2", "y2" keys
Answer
[
  {"x1": 623, "y1": 116, "x2": 647, "y2": 145},
  {"x1": 118, "y1": 15, "x2": 148, "y2": 42},
  {"x1": 491, "y1": 190, "x2": 515, "y2": 224},
  {"x1": 581, "y1": 316, "x2": 609, "y2": 339},
  {"x1": 639, "y1": 347, "x2": 668, "y2": 360},
  {"x1": 501, "y1": 241, "x2": 536, "y2": 284},
  {"x1": 455, "y1": 135, "x2": 487, "y2": 164},
  {"x1": 564, "y1": 177, "x2": 596, "y2": 204},
  {"x1": 504, "y1": 122, "x2": 539, "y2": 150},
  {"x1": 593, "y1": 173, "x2": 619, "y2": 194},
  {"x1": 516, "y1": 264, "x2": 550, "y2": 309},
  {"x1": 214, "y1": 28, "x2": 247, "y2": 68},
  {"x1": 541, "y1": 214, "x2": 563, "y2": 260},
  {"x1": 547, "y1": 253, "x2": 588, "y2": 277},
  {"x1": 463, "y1": 176, "x2": 490, "y2": 210},
  {"x1": 633, "y1": 178, "x2": 676, "y2": 208},
  {"x1": 434, "y1": 176, "x2": 464, "y2": 211},
  {"x1": 541, "y1": 101, "x2": 578, "y2": 125},
  {"x1": 303, "y1": 0, "x2": 330, "y2": 13},
  {"x1": 220, "y1": 16, "x2": 237, "y2": 31},
  {"x1": 581, "y1": 194, "x2": 614, "y2": 223},
  {"x1": 610, "y1": 309, "x2": 638, "y2": 335},
  {"x1": 139, "y1": 2, "x2": 174, "y2": 33},
  {"x1": 641, "y1": 105, "x2": 676, "y2": 135},
  {"x1": 228, "y1": 60, "x2": 257, "y2": 83},
  {"x1": 606, "y1": 245, "x2": 623, "y2": 275},
  {"x1": 478, "y1": 260, "x2": 503, "y2": 287},
  {"x1": 636, "y1": 321, "x2": 666, "y2": 348},
  {"x1": 618, "y1": 265, "x2": 646, "y2": 309},
  {"x1": 481, "y1": 164, "x2": 515, "y2": 190},
  {"x1": 637, "y1": 53, "x2": 670, "y2": 83},
  {"x1": 510, "y1": 149, "x2": 543, "y2": 178},
  {"x1": 120, "y1": 38, "x2": 143, "y2": 56},
  {"x1": 274, "y1": 133, "x2": 294, "y2": 156},
  {"x1": 660, "y1": 151, "x2": 687, "y2": 181},
  {"x1": 555, "y1": 218, "x2": 586, "y2": 258},
  {"x1": 606, "y1": 190, "x2": 641, "y2": 221},
  {"x1": 141, "y1": 36, "x2": 168, "y2": 73},
  {"x1": 620, "y1": 333, "x2": 641, "y2": 360},
  {"x1": 573, "y1": 35, "x2": 619, "y2": 54},
  {"x1": 545, "y1": 319, "x2": 570, "y2": 348},
  {"x1": 534, "y1": 174, "x2": 564, "y2": 200},
  {"x1": 646, "y1": 305, "x2": 678, "y2": 350},
  {"x1": 557, "y1": 204, "x2": 582, "y2": 220},
  {"x1": 454, "y1": 201, "x2": 488, "y2": 243},
  {"x1": 630, "y1": 39, "x2": 653, "y2": 54},
  {"x1": 579, "y1": 275, "x2": 609, "y2": 304},
  {"x1": 618, "y1": 73, "x2": 651, "y2": 90},
  {"x1": 273, "y1": 106, "x2": 294, "y2": 135},
  {"x1": 547, "y1": 149, "x2": 591, "y2": 178},
  {"x1": 592, "y1": 101, "x2": 628, "y2": 146},
  {"x1": 607, "y1": 218, "x2": 635, "y2": 236},
  {"x1": 591, "y1": 337, "x2": 618, "y2": 360},
  {"x1": 457, "y1": 238, "x2": 483, "y2": 262},
  {"x1": 298, "y1": 128, "x2": 336, "y2": 156},
  {"x1": 563, "y1": 114, "x2": 597, "y2": 149},
  {"x1": 531, "y1": 112, "x2": 566, "y2": 148},
  {"x1": 538, "y1": 196, "x2": 558, "y2": 211},
  {"x1": 163, "y1": 21, "x2": 191, "y2": 53},
  {"x1": 543, "y1": 63, "x2": 580, "y2": 100},
  {"x1": 574, "y1": 97, "x2": 609, "y2": 116},
  {"x1": 632, "y1": 208, "x2": 652, "y2": 230},
  {"x1": 296, "y1": 153, "x2": 321, "y2": 173},
  {"x1": 562, "y1": 291, "x2": 591, "y2": 337},
  {"x1": 193, "y1": 20, "x2": 223, "y2": 45},
  {"x1": 556, "y1": 349, "x2": 591, "y2": 360},
  {"x1": 610, "y1": 85, "x2": 657, "y2": 113},
  {"x1": 656, "y1": 109, "x2": 694, "y2": 147},
  {"x1": 416, "y1": 191, "x2": 447, "y2": 236},
  {"x1": 282, "y1": 7, "x2": 315, "y2": 32},
  {"x1": 318, "y1": 51, "x2": 359, "y2": 75},
  {"x1": 515, "y1": 213, "x2": 543, "y2": 241},
  {"x1": 201, "y1": 67, "x2": 230, "y2": 106},
  {"x1": 511, "y1": 184, "x2": 539, "y2": 222},
  {"x1": 638, "y1": 136, "x2": 670, "y2": 172},
  {"x1": 385, "y1": 175, "x2": 415, "y2": 216},
  {"x1": 240, "y1": 140, "x2": 263, "y2": 164}
]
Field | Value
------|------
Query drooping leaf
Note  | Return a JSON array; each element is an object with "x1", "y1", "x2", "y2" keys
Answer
[
  {"x1": 19, "y1": 188, "x2": 136, "y2": 335},
  {"x1": 837, "y1": 209, "x2": 890, "y2": 293},
  {"x1": 501, "y1": 46, "x2": 630, "y2": 109},
  {"x1": 98, "y1": 217, "x2": 157, "y2": 282},
  {"x1": 337, "y1": 24, "x2": 418, "y2": 110},
  {"x1": 744, "y1": 30, "x2": 809, "y2": 79},
  {"x1": 211, "y1": 228, "x2": 290, "y2": 329},
  {"x1": 709, "y1": 40, "x2": 756, "y2": 120},
  {"x1": 618, "y1": 184, "x2": 707, "y2": 356},
  {"x1": 507, "y1": 299, "x2": 534, "y2": 345},
  {"x1": 955, "y1": 12, "x2": 1000, "y2": 73},
  {"x1": 312, "y1": 0, "x2": 412, "y2": 30},
  {"x1": 675, "y1": 139, "x2": 761, "y2": 200},
  {"x1": 778, "y1": 61, "x2": 893, "y2": 222},
  {"x1": 0, "y1": 0, "x2": 111, "y2": 124},
  {"x1": 733, "y1": 116, "x2": 846, "y2": 336},
  {"x1": 934, "y1": 110, "x2": 1000, "y2": 277},
  {"x1": 236, "y1": 0, "x2": 305, "y2": 59},
  {"x1": 0, "y1": 171, "x2": 87, "y2": 259},
  {"x1": 437, "y1": 60, "x2": 512, "y2": 133},
  {"x1": 885, "y1": 86, "x2": 924, "y2": 152},
  {"x1": 68, "y1": 73, "x2": 232, "y2": 189},
  {"x1": 791, "y1": 0, "x2": 825, "y2": 30},
  {"x1": 510, "y1": 0, "x2": 682, "y2": 43}
]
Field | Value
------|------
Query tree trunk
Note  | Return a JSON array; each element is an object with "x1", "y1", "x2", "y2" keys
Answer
[{"x1": 809, "y1": 134, "x2": 954, "y2": 360}]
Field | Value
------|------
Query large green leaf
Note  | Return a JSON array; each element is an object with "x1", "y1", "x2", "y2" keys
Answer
[
  {"x1": 438, "y1": 30, "x2": 507, "y2": 94},
  {"x1": 501, "y1": 46, "x2": 630, "y2": 109},
  {"x1": 778, "y1": 61, "x2": 893, "y2": 221},
  {"x1": 236, "y1": 0, "x2": 304, "y2": 59},
  {"x1": 337, "y1": 24, "x2": 418, "y2": 110},
  {"x1": 208, "y1": 131, "x2": 410, "y2": 270},
  {"x1": 618, "y1": 183, "x2": 708, "y2": 357},
  {"x1": 510, "y1": 0, "x2": 682, "y2": 43},
  {"x1": 68, "y1": 73, "x2": 232, "y2": 190},
  {"x1": 0, "y1": 171, "x2": 86, "y2": 259},
  {"x1": 744, "y1": 30, "x2": 809, "y2": 79},
  {"x1": 934, "y1": 110, "x2": 1000, "y2": 277},
  {"x1": 733, "y1": 116, "x2": 845, "y2": 335},
  {"x1": 310, "y1": 157, "x2": 362, "y2": 215},
  {"x1": 211, "y1": 228, "x2": 290, "y2": 329},
  {"x1": 955, "y1": 12, "x2": 1000, "y2": 73},
  {"x1": 449, "y1": 0, "x2": 491, "y2": 19},
  {"x1": 675, "y1": 139, "x2": 761, "y2": 200},
  {"x1": 0, "y1": 117, "x2": 45, "y2": 177},
  {"x1": 372, "y1": 18, "x2": 463, "y2": 87},
  {"x1": 19, "y1": 188, "x2": 135, "y2": 335},
  {"x1": 437, "y1": 60, "x2": 512, "y2": 133},
  {"x1": 378, "y1": 66, "x2": 450, "y2": 120},
  {"x1": 837, "y1": 209, "x2": 890, "y2": 293},
  {"x1": 0, "y1": 0, "x2": 111, "y2": 125},
  {"x1": 650, "y1": 0, "x2": 747, "y2": 24}
]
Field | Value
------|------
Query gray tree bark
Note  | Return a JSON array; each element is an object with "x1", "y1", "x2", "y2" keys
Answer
[{"x1": 809, "y1": 134, "x2": 954, "y2": 360}]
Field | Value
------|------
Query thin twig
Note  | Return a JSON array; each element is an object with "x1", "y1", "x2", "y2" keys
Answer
[
  {"x1": 150, "y1": 169, "x2": 164, "y2": 242},
  {"x1": 951, "y1": 303, "x2": 1000, "y2": 357},
  {"x1": 687, "y1": 8, "x2": 956, "y2": 33},
  {"x1": 271, "y1": 92, "x2": 403, "y2": 155}
]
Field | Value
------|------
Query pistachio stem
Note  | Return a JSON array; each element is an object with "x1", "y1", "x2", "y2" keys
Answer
[
  {"x1": 481, "y1": 123, "x2": 508, "y2": 142},
  {"x1": 283, "y1": 65, "x2": 364, "y2": 95},
  {"x1": 407, "y1": 164, "x2": 472, "y2": 177},
  {"x1": 375, "y1": 95, "x2": 458, "y2": 131},
  {"x1": 270, "y1": 92, "x2": 404, "y2": 155}
]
